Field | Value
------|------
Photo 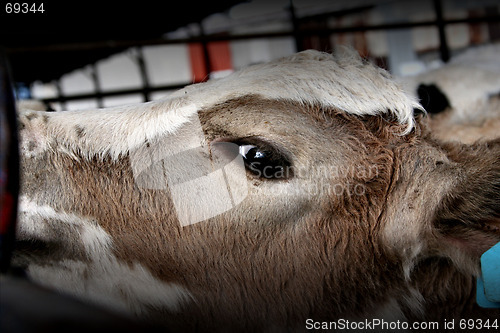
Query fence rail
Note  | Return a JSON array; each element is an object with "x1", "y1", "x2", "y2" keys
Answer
[{"x1": 6, "y1": 0, "x2": 500, "y2": 107}]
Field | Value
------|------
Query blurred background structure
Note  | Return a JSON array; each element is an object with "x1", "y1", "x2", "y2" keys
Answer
[
  {"x1": 1, "y1": 0, "x2": 499, "y2": 111},
  {"x1": 1, "y1": 1, "x2": 499, "y2": 331}
]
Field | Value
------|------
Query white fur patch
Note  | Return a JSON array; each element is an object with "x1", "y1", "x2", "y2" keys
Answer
[
  {"x1": 20, "y1": 50, "x2": 420, "y2": 161},
  {"x1": 17, "y1": 196, "x2": 110, "y2": 250},
  {"x1": 18, "y1": 112, "x2": 51, "y2": 158},
  {"x1": 17, "y1": 197, "x2": 194, "y2": 315},
  {"x1": 403, "y1": 43, "x2": 500, "y2": 121},
  {"x1": 26, "y1": 257, "x2": 193, "y2": 315},
  {"x1": 38, "y1": 101, "x2": 199, "y2": 160},
  {"x1": 184, "y1": 49, "x2": 420, "y2": 134}
]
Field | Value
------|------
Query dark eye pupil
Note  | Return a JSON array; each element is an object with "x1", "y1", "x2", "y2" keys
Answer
[
  {"x1": 246, "y1": 147, "x2": 268, "y2": 162},
  {"x1": 241, "y1": 146, "x2": 289, "y2": 179}
]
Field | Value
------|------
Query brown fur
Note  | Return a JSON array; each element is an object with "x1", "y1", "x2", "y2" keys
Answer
[
  {"x1": 428, "y1": 96, "x2": 500, "y2": 144},
  {"x1": 16, "y1": 96, "x2": 500, "y2": 331}
]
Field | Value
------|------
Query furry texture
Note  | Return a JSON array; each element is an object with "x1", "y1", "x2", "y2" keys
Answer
[
  {"x1": 403, "y1": 43, "x2": 500, "y2": 143},
  {"x1": 404, "y1": 43, "x2": 500, "y2": 121},
  {"x1": 13, "y1": 50, "x2": 500, "y2": 331},
  {"x1": 18, "y1": 49, "x2": 421, "y2": 162},
  {"x1": 427, "y1": 97, "x2": 500, "y2": 144}
]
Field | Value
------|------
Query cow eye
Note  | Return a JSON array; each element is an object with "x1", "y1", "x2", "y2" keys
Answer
[{"x1": 238, "y1": 144, "x2": 291, "y2": 179}]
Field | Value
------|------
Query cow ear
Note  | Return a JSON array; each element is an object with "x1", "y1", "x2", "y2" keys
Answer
[{"x1": 431, "y1": 139, "x2": 500, "y2": 275}]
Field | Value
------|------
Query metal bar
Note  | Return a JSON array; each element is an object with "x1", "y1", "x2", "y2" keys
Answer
[
  {"x1": 433, "y1": 0, "x2": 450, "y2": 63},
  {"x1": 0, "y1": 47, "x2": 20, "y2": 273},
  {"x1": 6, "y1": 15, "x2": 500, "y2": 54},
  {"x1": 54, "y1": 80, "x2": 66, "y2": 110},
  {"x1": 198, "y1": 23, "x2": 213, "y2": 82},
  {"x1": 289, "y1": 0, "x2": 303, "y2": 52},
  {"x1": 41, "y1": 83, "x2": 190, "y2": 104},
  {"x1": 134, "y1": 47, "x2": 151, "y2": 101},
  {"x1": 90, "y1": 64, "x2": 103, "y2": 108}
]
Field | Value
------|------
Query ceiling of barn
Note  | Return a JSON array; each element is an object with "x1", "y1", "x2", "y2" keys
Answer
[
  {"x1": 0, "y1": 1, "x2": 247, "y2": 84},
  {"x1": 3, "y1": 0, "x2": 498, "y2": 87}
]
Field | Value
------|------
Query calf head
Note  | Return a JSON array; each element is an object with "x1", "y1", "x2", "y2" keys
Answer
[{"x1": 14, "y1": 50, "x2": 500, "y2": 331}]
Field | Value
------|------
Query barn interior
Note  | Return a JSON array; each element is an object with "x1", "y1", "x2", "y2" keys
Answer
[
  {"x1": 1, "y1": 0, "x2": 500, "y2": 331},
  {"x1": 2, "y1": 0, "x2": 499, "y2": 111}
]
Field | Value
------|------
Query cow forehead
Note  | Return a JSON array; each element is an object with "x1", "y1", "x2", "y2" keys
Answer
[
  {"x1": 19, "y1": 50, "x2": 421, "y2": 161},
  {"x1": 179, "y1": 50, "x2": 420, "y2": 129}
]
